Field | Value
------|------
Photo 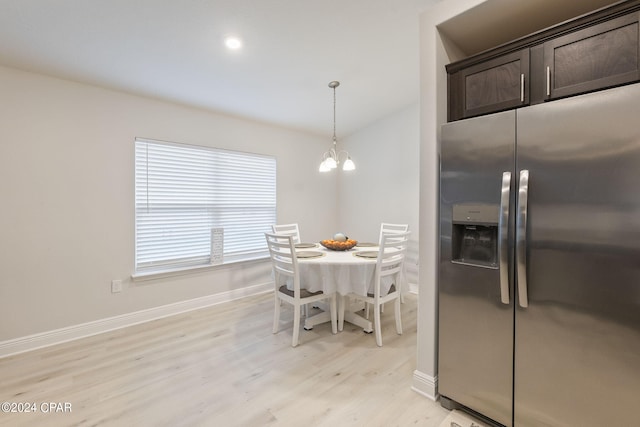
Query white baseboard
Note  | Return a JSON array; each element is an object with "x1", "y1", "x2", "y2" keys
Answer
[
  {"x1": 0, "y1": 282, "x2": 272, "y2": 359},
  {"x1": 412, "y1": 369, "x2": 438, "y2": 401}
]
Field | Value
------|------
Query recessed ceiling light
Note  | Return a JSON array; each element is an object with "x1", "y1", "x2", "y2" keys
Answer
[{"x1": 224, "y1": 36, "x2": 243, "y2": 50}]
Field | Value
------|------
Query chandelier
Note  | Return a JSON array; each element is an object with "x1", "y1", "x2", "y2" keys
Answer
[{"x1": 319, "y1": 81, "x2": 355, "y2": 172}]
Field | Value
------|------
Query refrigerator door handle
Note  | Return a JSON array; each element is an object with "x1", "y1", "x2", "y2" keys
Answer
[
  {"x1": 517, "y1": 170, "x2": 530, "y2": 308},
  {"x1": 498, "y1": 171, "x2": 511, "y2": 304}
]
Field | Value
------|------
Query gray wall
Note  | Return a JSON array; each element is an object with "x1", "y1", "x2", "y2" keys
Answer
[
  {"x1": 0, "y1": 65, "x2": 339, "y2": 341},
  {"x1": 0, "y1": 65, "x2": 421, "y2": 348},
  {"x1": 339, "y1": 104, "x2": 420, "y2": 286}
]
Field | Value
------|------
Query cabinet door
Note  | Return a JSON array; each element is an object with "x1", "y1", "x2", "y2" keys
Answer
[
  {"x1": 455, "y1": 49, "x2": 529, "y2": 120},
  {"x1": 544, "y1": 12, "x2": 640, "y2": 100}
]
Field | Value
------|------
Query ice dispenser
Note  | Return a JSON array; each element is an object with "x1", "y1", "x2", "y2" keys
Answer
[{"x1": 451, "y1": 204, "x2": 499, "y2": 268}]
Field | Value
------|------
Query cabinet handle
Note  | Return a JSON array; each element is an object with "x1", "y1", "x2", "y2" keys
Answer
[
  {"x1": 520, "y1": 74, "x2": 525, "y2": 103},
  {"x1": 546, "y1": 66, "x2": 551, "y2": 97}
]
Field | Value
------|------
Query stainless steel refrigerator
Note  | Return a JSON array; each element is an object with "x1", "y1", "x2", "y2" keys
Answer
[{"x1": 438, "y1": 83, "x2": 640, "y2": 427}]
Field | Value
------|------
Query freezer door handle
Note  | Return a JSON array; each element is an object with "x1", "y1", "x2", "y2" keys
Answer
[
  {"x1": 517, "y1": 170, "x2": 529, "y2": 308},
  {"x1": 498, "y1": 171, "x2": 511, "y2": 304}
]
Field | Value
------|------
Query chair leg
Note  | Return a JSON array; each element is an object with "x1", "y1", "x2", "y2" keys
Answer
[
  {"x1": 273, "y1": 293, "x2": 281, "y2": 334},
  {"x1": 395, "y1": 297, "x2": 403, "y2": 335},
  {"x1": 330, "y1": 295, "x2": 337, "y2": 334},
  {"x1": 367, "y1": 302, "x2": 384, "y2": 316},
  {"x1": 292, "y1": 303, "x2": 301, "y2": 347},
  {"x1": 374, "y1": 302, "x2": 383, "y2": 347}
]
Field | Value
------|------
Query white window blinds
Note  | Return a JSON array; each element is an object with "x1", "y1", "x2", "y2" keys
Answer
[{"x1": 135, "y1": 138, "x2": 276, "y2": 273}]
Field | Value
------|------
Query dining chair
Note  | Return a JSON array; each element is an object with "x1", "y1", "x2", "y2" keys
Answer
[
  {"x1": 265, "y1": 232, "x2": 337, "y2": 347},
  {"x1": 379, "y1": 223, "x2": 409, "y2": 242},
  {"x1": 342, "y1": 231, "x2": 410, "y2": 347},
  {"x1": 379, "y1": 223, "x2": 409, "y2": 304},
  {"x1": 271, "y1": 223, "x2": 301, "y2": 244},
  {"x1": 365, "y1": 222, "x2": 410, "y2": 318},
  {"x1": 272, "y1": 223, "x2": 312, "y2": 315}
]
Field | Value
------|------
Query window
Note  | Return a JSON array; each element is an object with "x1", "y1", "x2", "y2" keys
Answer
[{"x1": 134, "y1": 138, "x2": 276, "y2": 274}]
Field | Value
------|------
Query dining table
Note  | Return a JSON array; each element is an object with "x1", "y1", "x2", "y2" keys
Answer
[{"x1": 286, "y1": 241, "x2": 403, "y2": 333}]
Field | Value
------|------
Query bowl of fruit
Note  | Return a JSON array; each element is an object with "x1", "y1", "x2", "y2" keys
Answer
[{"x1": 320, "y1": 233, "x2": 357, "y2": 251}]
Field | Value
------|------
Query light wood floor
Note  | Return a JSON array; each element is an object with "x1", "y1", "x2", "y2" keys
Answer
[{"x1": 0, "y1": 292, "x2": 449, "y2": 427}]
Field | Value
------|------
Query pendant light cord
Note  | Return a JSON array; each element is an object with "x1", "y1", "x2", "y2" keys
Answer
[
  {"x1": 333, "y1": 84, "x2": 337, "y2": 146},
  {"x1": 329, "y1": 81, "x2": 340, "y2": 148}
]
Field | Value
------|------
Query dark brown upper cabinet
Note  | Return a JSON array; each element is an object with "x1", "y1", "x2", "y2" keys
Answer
[
  {"x1": 446, "y1": 1, "x2": 640, "y2": 122},
  {"x1": 449, "y1": 49, "x2": 529, "y2": 120},
  {"x1": 543, "y1": 12, "x2": 640, "y2": 100}
]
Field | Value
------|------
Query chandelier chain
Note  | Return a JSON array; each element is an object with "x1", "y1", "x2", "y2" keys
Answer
[{"x1": 333, "y1": 83, "x2": 337, "y2": 142}]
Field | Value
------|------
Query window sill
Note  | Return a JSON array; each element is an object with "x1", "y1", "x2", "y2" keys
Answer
[{"x1": 131, "y1": 254, "x2": 270, "y2": 283}]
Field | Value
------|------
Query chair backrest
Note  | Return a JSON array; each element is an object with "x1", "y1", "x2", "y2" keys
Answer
[
  {"x1": 265, "y1": 232, "x2": 301, "y2": 294},
  {"x1": 271, "y1": 223, "x2": 301, "y2": 244},
  {"x1": 374, "y1": 231, "x2": 410, "y2": 295},
  {"x1": 379, "y1": 223, "x2": 409, "y2": 244}
]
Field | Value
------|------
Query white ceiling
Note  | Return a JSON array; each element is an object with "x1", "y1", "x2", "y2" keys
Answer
[{"x1": 0, "y1": 0, "x2": 443, "y2": 136}]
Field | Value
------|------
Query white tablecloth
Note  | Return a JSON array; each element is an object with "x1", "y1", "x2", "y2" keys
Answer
[
  {"x1": 285, "y1": 245, "x2": 400, "y2": 296},
  {"x1": 276, "y1": 244, "x2": 405, "y2": 332}
]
